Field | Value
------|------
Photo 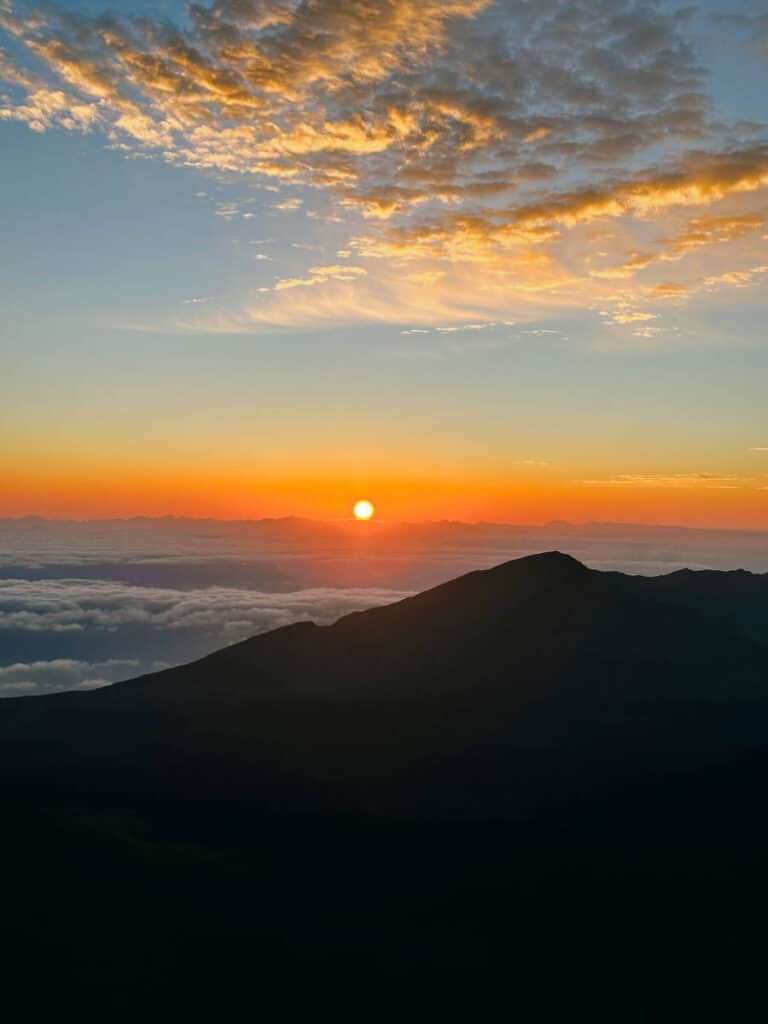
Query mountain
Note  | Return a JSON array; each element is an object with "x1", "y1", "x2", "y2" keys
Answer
[{"x1": 3, "y1": 552, "x2": 768, "y2": 1005}]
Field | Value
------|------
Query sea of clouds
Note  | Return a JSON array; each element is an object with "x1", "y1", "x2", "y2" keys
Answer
[{"x1": 2, "y1": 517, "x2": 767, "y2": 696}]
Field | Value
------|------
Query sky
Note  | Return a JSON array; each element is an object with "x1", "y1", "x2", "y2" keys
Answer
[{"x1": 2, "y1": 0, "x2": 768, "y2": 527}]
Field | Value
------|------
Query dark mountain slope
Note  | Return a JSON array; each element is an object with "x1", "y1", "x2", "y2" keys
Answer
[
  {"x1": 110, "y1": 550, "x2": 768, "y2": 704},
  {"x1": 3, "y1": 552, "x2": 768, "y2": 1004},
  {"x1": 2, "y1": 551, "x2": 768, "y2": 809}
]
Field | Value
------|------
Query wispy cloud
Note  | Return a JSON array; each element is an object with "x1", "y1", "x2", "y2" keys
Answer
[
  {"x1": 610, "y1": 312, "x2": 658, "y2": 325},
  {"x1": 272, "y1": 197, "x2": 304, "y2": 212},
  {"x1": 272, "y1": 264, "x2": 367, "y2": 291},
  {"x1": 594, "y1": 213, "x2": 766, "y2": 279},
  {"x1": 580, "y1": 474, "x2": 751, "y2": 490},
  {"x1": 214, "y1": 202, "x2": 241, "y2": 220},
  {"x1": 401, "y1": 320, "x2": 503, "y2": 336}
]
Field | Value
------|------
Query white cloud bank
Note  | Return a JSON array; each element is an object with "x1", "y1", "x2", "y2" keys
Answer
[
  {"x1": 0, "y1": 578, "x2": 413, "y2": 695},
  {"x1": 0, "y1": 578, "x2": 412, "y2": 635},
  {"x1": 0, "y1": 658, "x2": 141, "y2": 696}
]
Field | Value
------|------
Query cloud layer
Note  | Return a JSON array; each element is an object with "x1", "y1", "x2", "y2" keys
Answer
[
  {"x1": 0, "y1": 575, "x2": 412, "y2": 695},
  {"x1": 1, "y1": 1, "x2": 766, "y2": 331},
  {"x1": 0, "y1": 657, "x2": 140, "y2": 695},
  {"x1": 0, "y1": 577, "x2": 411, "y2": 634}
]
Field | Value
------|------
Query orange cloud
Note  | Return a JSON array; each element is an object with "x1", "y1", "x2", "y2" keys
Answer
[
  {"x1": 579, "y1": 474, "x2": 751, "y2": 490},
  {"x1": 610, "y1": 311, "x2": 658, "y2": 324},
  {"x1": 2, "y1": 1, "x2": 767, "y2": 334},
  {"x1": 598, "y1": 212, "x2": 766, "y2": 278}
]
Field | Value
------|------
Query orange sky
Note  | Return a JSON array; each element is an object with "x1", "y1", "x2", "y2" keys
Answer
[{"x1": 3, "y1": 460, "x2": 767, "y2": 530}]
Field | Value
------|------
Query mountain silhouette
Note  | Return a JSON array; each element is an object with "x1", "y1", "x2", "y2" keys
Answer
[{"x1": 3, "y1": 552, "x2": 768, "y2": 1004}]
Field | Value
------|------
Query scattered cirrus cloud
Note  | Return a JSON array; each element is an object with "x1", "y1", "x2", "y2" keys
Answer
[
  {"x1": 579, "y1": 474, "x2": 752, "y2": 490},
  {"x1": 272, "y1": 264, "x2": 368, "y2": 291},
  {"x1": 401, "y1": 320, "x2": 503, "y2": 336},
  {"x1": 0, "y1": 1, "x2": 767, "y2": 332},
  {"x1": 271, "y1": 197, "x2": 304, "y2": 212},
  {"x1": 630, "y1": 326, "x2": 670, "y2": 339},
  {"x1": 214, "y1": 202, "x2": 242, "y2": 220},
  {"x1": 610, "y1": 311, "x2": 659, "y2": 325},
  {"x1": 594, "y1": 213, "x2": 766, "y2": 280}
]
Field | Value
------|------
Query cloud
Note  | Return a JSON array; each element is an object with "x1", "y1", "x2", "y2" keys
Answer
[
  {"x1": 596, "y1": 212, "x2": 766, "y2": 278},
  {"x1": 349, "y1": 147, "x2": 768, "y2": 264},
  {"x1": 648, "y1": 263, "x2": 768, "y2": 304},
  {"x1": 215, "y1": 202, "x2": 241, "y2": 219},
  {"x1": 703, "y1": 266, "x2": 768, "y2": 290},
  {"x1": 272, "y1": 263, "x2": 367, "y2": 290},
  {"x1": 1, "y1": 1, "x2": 767, "y2": 331},
  {"x1": 610, "y1": 311, "x2": 658, "y2": 324},
  {"x1": 0, "y1": 84, "x2": 99, "y2": 133},
  {"x1": 400, "y1": 320, "x2": 506, "y2": 336},
  {"x1": 0, "y1": 578, "x2": 412, "y2": 635},
  {"x1": 0, "y1": 573, "x2": 414, "y2": 694},
  {"x1": 651, "y1": 283, "x2": 689, "y2": 299},
  {"x1": 579, "y1": 474, "x2": 750, "y2": 490},
  {"x1": 631, "y1": 326, "x2": 667, "y2": 339},
  {"x1": 271, "y1": 197, "x2": 304, "y2": 212},
  {"x1": 0, "y1": 658, "x2": 140, "y2": 697}
]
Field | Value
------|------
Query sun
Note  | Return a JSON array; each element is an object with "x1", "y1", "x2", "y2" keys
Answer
[{"x1": 353, "y1": 499, "x2": 375, "y2": 521}]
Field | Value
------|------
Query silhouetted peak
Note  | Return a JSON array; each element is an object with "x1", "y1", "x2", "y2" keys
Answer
[
  {"x1": 381, "y1": 550, "x2": 594, "y2": 624},
  {"x1": 520, "y1": 551, "x2": 586, "y2": 569},
  {"x1": 488, "y1": 550, "x2": 590, "y2": 580}
]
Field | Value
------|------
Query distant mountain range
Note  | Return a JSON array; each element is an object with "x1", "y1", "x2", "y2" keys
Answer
[{"x1": 3, "y1": 552, "x2": 768, "y2": 1004}]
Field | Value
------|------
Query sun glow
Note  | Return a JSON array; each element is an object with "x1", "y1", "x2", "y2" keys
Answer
[{"x1": 353, "y1": 499, "x2": 375, "y2": 521}]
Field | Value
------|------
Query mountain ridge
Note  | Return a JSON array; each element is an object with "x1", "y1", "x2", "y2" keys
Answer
[
  {"x1": 4, "y1": 551, "x2": 768, "y2": 997},
  {"x1": 5, "y1": 550, "x2": 768, "y2": 713},
  {"x1": 2, "y1": 551, "x2": 768, "y2": 811}
]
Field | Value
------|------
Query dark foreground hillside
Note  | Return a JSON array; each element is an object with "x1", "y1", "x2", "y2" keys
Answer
[{"x1": 2, "y1": 552, "x2": 768, "y2": 1008}]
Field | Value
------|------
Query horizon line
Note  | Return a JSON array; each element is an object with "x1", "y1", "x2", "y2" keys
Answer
[{"x1": 2, "y1": 514, "x2": 768, "y2": 536}]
